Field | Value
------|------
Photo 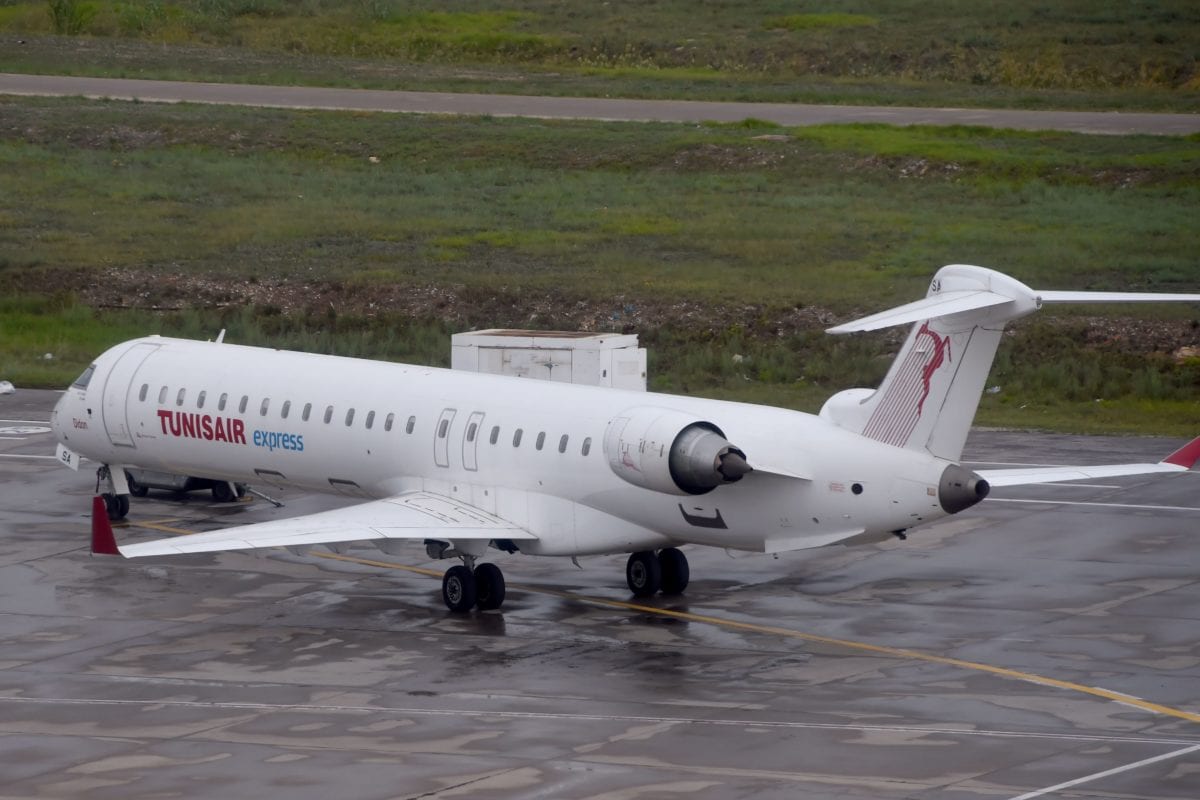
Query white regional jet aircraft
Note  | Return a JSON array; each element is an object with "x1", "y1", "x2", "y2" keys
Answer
[{"x1": 53, "y1": 265, "x2": 1200, "y2": 612}]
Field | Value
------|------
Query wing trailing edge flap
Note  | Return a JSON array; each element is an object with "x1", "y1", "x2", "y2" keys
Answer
[
  {"x1": 112, "y1": 490, "x2": 536, "y2": 558},
  {"x1": 977, "y1": 435, "x2": 1200, "y2": 488}
]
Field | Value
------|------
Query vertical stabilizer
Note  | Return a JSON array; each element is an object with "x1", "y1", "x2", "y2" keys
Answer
[{"x1": 820, "y1": 265, "x2": 1200, "y2": 462}]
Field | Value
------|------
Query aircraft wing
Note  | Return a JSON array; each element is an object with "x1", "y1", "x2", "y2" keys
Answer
[
  {"x1": 95, "y1": 491, "x2": 536, "y2": 557},
  {"x1": 976, "y1": 436, "x2": 1200, "y2": 488}
]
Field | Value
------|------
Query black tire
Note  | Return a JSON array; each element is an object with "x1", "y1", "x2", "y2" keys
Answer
[
  {"x1": 625, "y1": 550, "x2": 661, "y2": 598},
  {"x1": 659, "y1": 547, "x2": 690, "y2": 595},
  {"x1": 474, "y1": 563, "x2": 506, "y2": 610},
  {"x1": 104, "y1": 493, "x2": 130, "y2": 521},
  {"x1": 126, "y1": 471, "x2": 148, "y2": 498},
  {"x1": 442, "y1": 565, "x2": 477, "y2": 612},
  {"x1": 211, "y1": 481, "x2": 236, "y2": 503},
  {"x1": 234, "y1": 483, "x2": 247, "y2": 499}
]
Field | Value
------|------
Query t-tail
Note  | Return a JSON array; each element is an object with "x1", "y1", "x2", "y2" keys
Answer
[{"x1": 820, "y1": 265, "x2": 1200, "y2": 461}]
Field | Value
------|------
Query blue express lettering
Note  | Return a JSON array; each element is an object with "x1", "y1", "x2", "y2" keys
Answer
[{"x1": 252, "y1": 429, "x2": 305, "y2": 453}]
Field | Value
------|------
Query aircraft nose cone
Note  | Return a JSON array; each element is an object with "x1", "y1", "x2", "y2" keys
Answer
[{"x1": 50, "y1": 393, "x2": 65, "y2": 441}]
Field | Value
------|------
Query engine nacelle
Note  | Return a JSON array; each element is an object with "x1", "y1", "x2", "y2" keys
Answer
[
  {"x1": 819, "y1": 387, "x2": 876, "y2": 432},
  {"x1": 604, "y1": 407, "x2": 751, "y2": 495}
]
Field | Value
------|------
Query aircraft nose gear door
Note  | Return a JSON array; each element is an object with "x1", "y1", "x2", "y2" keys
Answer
[{"x1": 101, "y1": 343, "x2": 159, "y2": 448}]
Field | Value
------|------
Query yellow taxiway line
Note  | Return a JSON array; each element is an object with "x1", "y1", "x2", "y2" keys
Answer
[{"x1": 127, "y1": 520, "x2": 1200, "y2": 725}]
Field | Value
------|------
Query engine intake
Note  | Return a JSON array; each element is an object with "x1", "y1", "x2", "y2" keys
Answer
[
  {"x1": 605, "y1": 407, "x2": 751, "y2": 495},
  {"x1": 938, "y1": 463, "x2": 990, "y2": 514}
]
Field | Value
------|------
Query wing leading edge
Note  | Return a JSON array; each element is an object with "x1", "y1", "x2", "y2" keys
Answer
[
  {"x1": 976, "y1": 435, "x2": 1200, "y2": 488},
  {"x1": 93, "y1": 491, "x2": 537, "y2": 557}
]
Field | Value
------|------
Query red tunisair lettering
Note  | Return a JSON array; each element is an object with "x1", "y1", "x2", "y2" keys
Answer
[{"x1": 157, "y1": 410, "x2": 246, "y2": 446}]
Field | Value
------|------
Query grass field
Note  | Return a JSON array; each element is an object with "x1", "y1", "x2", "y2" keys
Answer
[
  {"x1": 1, "y1": 95, "x2": 1197, "y2": 434},
  {"x1": 0, "y1": 1, "x2": 1198, "y2": 111}
]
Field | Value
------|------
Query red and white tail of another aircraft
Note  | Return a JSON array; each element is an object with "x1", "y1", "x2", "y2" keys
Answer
[{"x1": 53, "y1": 265, "x2": 1200, "y2": 611}]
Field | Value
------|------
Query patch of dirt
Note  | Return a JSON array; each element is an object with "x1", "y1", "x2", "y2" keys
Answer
[{"x1": 21, "y1": 266, "x2": 1200, "y2": 354}]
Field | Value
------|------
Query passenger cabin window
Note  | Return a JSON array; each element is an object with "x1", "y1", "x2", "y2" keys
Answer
[
  {"x1": 281, "y1": 400, "x2": 291, "y2": 419},
  {"x1": 158, "y1": 386, "x2": 168, "y2": 404},
  {"x1": 324, "y1": 406, "x2": 333, "y2": 424},
  {"x1": 535, "y1": 432, "x2": 546, "y2": 451},
  {"x1": 558, "y1": 434, "x2": 569, "y2": 453},
  {"x1": 513, "y1": 428, "x2": 523, "y2": 447},
  {"x1": 138, "y1": 383, "x2": 148, "y2": 402},
  {"x1": 197, "y1": 390, "x2": 206, "y2": 409},
  {"x1": 406, "y1": 416, "x2": 415, "y2": 434},
  {"x1": 239, "y1": 395, "x2": 248, "y2": 414},
  {"x1": 302, "y1": 403, "x2": 312, "y2": 421},
  {"x1": 582, "y1": 437, "x2": 592, "y2": 456},
  {"x1": 260, "y1": 398, "x2": 270, "y2": 416},
  {"x1": 365, "y1": 410, "x2": 375, "y2": 429},
  {"x1": 438, "y1": 419, "x2": 449, "y2": 438},
  {"x1": 384, "y1": 413, "x2": 394, "y2": 432},
  {"x1": 345, "y1": 408, "x2": 355, "y2": 426},
  {"x1": 466, "y1": 422, "x2": 477, "y2": 442},
  {"x1": 71, "y1": 365, "x2": 96, "y2": 389},
  {"x1": 218, "y1": 393, "x2": 228, "y2": 411},
  {"x1": 176, "y1": 388, "x2": 186, "y2": 407},
  {"x1": 489, "y1": 426, "x2": 500, "y2": 445}
]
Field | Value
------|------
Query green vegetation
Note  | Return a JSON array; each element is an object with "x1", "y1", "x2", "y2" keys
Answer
[
  {"x1": 0, "y1": 96, "x2": 1196, "y2": 434},
  {"x1": 765, "y1": 14, "x2": 878, "y2": 32},
  {"x1": 4, "y1": 296, "x2": 1197, "y2": 437},
  {"x1": 0, "y1": 1, "x2": 1197, "y2": 111}
]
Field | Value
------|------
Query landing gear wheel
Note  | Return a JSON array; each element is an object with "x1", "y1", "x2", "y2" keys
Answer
[
  {"x1": 626, "y1": 550, "x2": 661, "y2": 598},
  {"x1": 658, "y1": 548, "x2": 690, "y2": 595},
  {"x1": 442, "y1": 565, "x2": 477, "y2": 612},
  {"x1": 474, "y1": 563, "x2": 506, "y2": 611},
  {"x1": 211, "y1": 481, "x2": 237, "y2": 503},
  {"x1": 126, "y1": 471, "x2": 148, "y2": 498},
  {"x1": 103, "y1": 493, "x2": 130, "y2": 521}
]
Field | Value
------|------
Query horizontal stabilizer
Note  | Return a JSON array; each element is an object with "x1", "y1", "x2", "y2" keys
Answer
[
  {"x1": 978, "y1": 435, "x2": 1200, "y2": 487},
  {"x1": 827, "y1": 290, "x2": 1013, "y2": 334},
  {"x1": 1038, "y1": 290, "x2": 1200, "y2": 305}
]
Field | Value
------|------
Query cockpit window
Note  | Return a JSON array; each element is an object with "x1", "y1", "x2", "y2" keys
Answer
[{"x1": 71, "y1": 365, "x2": 96, "y2": 389}]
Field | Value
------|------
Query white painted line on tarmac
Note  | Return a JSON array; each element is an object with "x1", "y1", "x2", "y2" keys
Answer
[
  {"x1": 1003, "y1": 483, "x2": 1123, "y2": 490},
  {"x1": 1007, "y1": 742, "x2": 1200, "y2": 800},
  {"x1": 0, "y1": 436, "x2": 27, "y2": 440},
  {"x1": 0, "y1": 418, "x2": 52, "y2": 424},
  {"x1": 988, "y1": 498, "x2": 1200, "y2": 513},
  {"x1": 0, "y1": 454, "x2": 59, "y2": 460}
]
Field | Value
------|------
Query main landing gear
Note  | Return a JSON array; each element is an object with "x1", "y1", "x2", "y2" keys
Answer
[
  {"x1": 441, "y1": 558, "x2": 507, "y2": 613},
  {"x1": 626, "y1": 548, "x2": 690, "y2": 598}
]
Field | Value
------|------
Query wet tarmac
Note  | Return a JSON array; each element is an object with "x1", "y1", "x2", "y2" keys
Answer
[{"x1": 2, "y1": 388, "x2": 1198, "y2": 799}]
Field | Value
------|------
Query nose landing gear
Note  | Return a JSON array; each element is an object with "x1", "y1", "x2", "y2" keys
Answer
[{"x1": 95, "y1": 465, "x2": 131, "y2": 521}]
